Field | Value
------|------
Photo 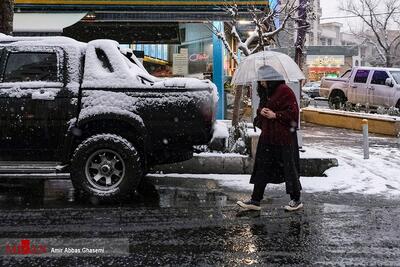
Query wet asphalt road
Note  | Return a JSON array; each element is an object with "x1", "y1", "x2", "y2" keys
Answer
[{"x1": 0, "y1": 176, "x2": 400, "y2": 266}]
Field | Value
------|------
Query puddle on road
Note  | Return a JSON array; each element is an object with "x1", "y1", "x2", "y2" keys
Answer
[
  {"x1": 322, "y1": 203, "x2": 360, "y2": 213},
  {"x1": 0, "y1": 177, "x2": 228, "y2": 210}
]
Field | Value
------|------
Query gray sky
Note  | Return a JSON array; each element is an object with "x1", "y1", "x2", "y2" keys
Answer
[
  {"x1": 320, "y1": 0, "x2": 360, "y2": 31},
  {"x1": 320, "y1": 0, "x2": 341, "y2": 18}
]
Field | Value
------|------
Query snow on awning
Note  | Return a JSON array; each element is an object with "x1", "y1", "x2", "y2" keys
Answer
[{"x1": 13, "y1": 13, "x2": 87, "y2": 33}]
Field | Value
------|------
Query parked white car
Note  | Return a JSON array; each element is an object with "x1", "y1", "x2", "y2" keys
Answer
[
  {"x1": 302, "y1": 81, "x2": 321, "y2": 98},
  {"x1": 320, "y1": 67, "x2": 400, "y2": 109}
]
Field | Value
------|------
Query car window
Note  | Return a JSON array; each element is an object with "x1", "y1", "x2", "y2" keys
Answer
[
  {"x1": 95, "y1": 48, "x2": 114, "y2": 72},
  {"x1": 3, "y1": 52, "x2": 58, "y2": 82},
  {"x1": 0, "y1": 48, "x2": 4, "y2": 81},
  {"x1": 353, "y1": 70, "x2": 370, "y2": 84},
  {"x1": 341, "y1": 70, "x2": 352, "y2": 78},
  {"x1": 390, "y1": 71, "x2": 400, "y2": 84},
  {"x1": 371, "y1": 71, "x2": 389, "y2": 85}
]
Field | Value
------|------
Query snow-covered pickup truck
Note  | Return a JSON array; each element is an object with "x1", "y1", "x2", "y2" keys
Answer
[
  {"x1": 320, "y1": 67, "x2": 400, "y2": 109},
  {"x1": 0, "y1": 35, "x2": 218, "y2": 200}
]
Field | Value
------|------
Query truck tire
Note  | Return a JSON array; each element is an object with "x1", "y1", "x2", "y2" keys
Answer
[
  {"x1": 70, "y1": 134, "x2": 143, "y2": 201},
  {"x1": 328, "y1": 90, "x2": 346, "y2": 109}
]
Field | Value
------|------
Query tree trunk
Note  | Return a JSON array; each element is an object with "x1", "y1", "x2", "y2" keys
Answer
[
  {"x1": 0, "y1": 0, "x2": 14, "y2": 35},
  {"x1": 231, "y1": 85, "x2": 243, "y2": 126},
  {"x1": 294, "y1": 0, "x2": 308, "y2": 70},
  {"x1": 385, "y1": 51, "x2": 392, "y2": 67}
]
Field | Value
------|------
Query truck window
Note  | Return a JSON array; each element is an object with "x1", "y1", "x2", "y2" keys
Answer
[
  {"x1": 3, "y1": 52, "x2": 58, "y2": 82},
  {"x1": 0, "y1": 48, "x2": 4, "y2": 81},
  {"x1": 341, "y1": 70, "x2": 352, "y2": 78},
  {"x1": 95, "y1": 48, "x2": 114, "y2": 72},
  {"x1": 389, "y1": 71, "x2": 400, "y2": 84},
  {"x1": 353, "y1": 70, "x2": 370, "y2": 84},
  {"x1": 371, "y1": 71, "x2": 389, "y2": 85}
]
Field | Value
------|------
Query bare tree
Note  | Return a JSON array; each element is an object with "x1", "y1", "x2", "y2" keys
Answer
[
  {"x1": 294, "y1": 0, "x2": 311, "y2": 70},
  {"x1": 341, "y1": 0, "x2": 400, "y2": 67},
  {"x1": 0, "y1": 0, "x2": 14, "y2": 35},
  {"x1": 208, "y1": 0, "x2": 312, "y2": 126},
  {"x1": 210, "y1": 1, "x2": 299, "y2": 65}
]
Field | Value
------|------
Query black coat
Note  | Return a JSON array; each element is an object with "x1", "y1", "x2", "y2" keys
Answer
[{"x1": 250, "y1": 132, "x2": 302, "y2": 194}]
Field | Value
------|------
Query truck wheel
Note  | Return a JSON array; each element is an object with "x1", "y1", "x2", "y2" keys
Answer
[
  {"x1": 328, "y1": 91, "x2": 346, "y2": 109},
  {"x1": 71, "y1": 134, "x2": 143, "y2": 201}
]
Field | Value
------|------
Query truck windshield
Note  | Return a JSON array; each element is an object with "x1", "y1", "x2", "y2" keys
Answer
[{"x1": 390, "y1": 71, "x2": 400, "y2": 84}]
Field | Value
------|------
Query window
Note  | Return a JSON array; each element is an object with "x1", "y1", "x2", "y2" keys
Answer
[
  {"x1": 371, "y1": 71, "x2": 389, "y2": 85},
  {"x1": 354, "y1": 70, "x2": 370, "y2": 83},
  {"x1": 327, "y1": 39, "x2": 332, "y2": 46},
  {"x1": 390, "y1": 71, "x2": 400, "y2": 84},
  {"x1": 95, "y1": 48, "x2": 113, "y2": 72},
  {"x1": 341, "y1": 69, "x2": 352, "y2": 79},
  {"x1": 3, "y1": 52, "x2": 58, "y2": 82}
]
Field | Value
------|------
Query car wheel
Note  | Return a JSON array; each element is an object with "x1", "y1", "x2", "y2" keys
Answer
[
  {"x1": 328, "y1": 91, "x2": 346, "y2": 109},
  {"x1": 71, "y1": 134, "x2": 143, "y2": 201}
]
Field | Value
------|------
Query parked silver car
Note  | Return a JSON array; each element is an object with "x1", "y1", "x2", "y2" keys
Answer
[
  {"x1": 320, "y1": 67, "x2": 400, "y2": 109},
  {"x1": 302, "y1": 81, "x2": 321, "y2": 98}
]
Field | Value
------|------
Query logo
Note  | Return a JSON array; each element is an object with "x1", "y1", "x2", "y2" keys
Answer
[
  {"x1": 5, "y1": 240, "x2": 47, "y2": 255},
  {"x1": 189, "y1": 53, "x2": 209, "y2": 62}
]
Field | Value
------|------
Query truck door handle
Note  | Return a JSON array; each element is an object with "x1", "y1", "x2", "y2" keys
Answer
[
  {"x1": 351, "y1": 85, "x2": 357, "y2": 88},
  {"x1": 369, "y1": 86, "x2": 375, "y2": 91}
]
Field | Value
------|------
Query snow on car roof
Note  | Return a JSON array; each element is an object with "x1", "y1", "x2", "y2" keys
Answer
[{"x1": 353, "y1": 66, "x2": 400, "y2": 72}]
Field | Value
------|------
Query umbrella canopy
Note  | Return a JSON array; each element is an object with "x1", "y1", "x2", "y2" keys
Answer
[{"x1": 232, "y1": 51, "x2": 305, "y2": 85}]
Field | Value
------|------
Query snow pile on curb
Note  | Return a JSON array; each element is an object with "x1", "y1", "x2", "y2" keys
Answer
[{"x1": 211, "y1": 121, "x2": 229, "y2": 142}]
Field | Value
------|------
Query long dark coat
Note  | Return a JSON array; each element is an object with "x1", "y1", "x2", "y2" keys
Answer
[{"x1": 250, "y1": 84, "x2": 302, "y2": 194}]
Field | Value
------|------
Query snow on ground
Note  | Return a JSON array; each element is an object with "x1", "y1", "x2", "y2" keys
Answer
[
  {"x1": 300, "y1": 144, "x2": 400, "y2": 197},
  {"x1": 151, "y1": 141, "x2": 400, "y2": 198}
]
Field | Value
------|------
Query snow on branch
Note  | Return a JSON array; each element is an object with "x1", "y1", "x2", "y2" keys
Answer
[
  {"x1": 207, "y1": 0, "x2": 312, "y2": 63},
  {"x1": 340, "y1": 0, "x2": 400, "y2": 67}
]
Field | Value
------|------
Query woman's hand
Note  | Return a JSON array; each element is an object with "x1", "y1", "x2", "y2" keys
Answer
[{"x1": 260, "y1": 108, "x2": 276, "y2": 119}]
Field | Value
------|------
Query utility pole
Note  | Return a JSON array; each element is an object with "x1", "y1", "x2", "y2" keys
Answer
[{"x1": 0, "y1": 0, "x2": 14, "y2": 35}]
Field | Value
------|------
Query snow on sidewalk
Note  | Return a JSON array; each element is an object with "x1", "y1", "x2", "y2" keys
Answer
[{"x1": 150, "y1": 143, "x2": 400, "y2": 197}]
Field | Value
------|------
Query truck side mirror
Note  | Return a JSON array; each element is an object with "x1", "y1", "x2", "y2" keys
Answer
[{"x1": 385, "y1": 78, "x2": 394, "y2": 87}]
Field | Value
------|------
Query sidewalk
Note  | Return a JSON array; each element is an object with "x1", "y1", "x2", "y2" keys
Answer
[{"x1": 150, "y1": 122, "x2": 400, "y2": 197}]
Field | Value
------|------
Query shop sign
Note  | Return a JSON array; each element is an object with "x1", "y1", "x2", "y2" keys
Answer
[
  {"x1": 306, "y1": 55, "x2": 344, "y2": 67},
  {"x1": 189, "y1": 53, "x2": 209, "y2": 62}
]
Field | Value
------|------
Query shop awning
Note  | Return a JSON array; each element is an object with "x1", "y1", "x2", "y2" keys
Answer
[
  {"x1": 63, "y1": 22, "x2": 180, "y2": 44},
  {"x1": 13, "y1": 13, "x2": 87, "y2": 33}
]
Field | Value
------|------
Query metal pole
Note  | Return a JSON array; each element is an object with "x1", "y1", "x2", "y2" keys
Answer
[
  {"x1": 212, "y1": 21, "x2": 225, "y2": 120},
  {"x1": 362, "y1": 119, "x2": 369, "y2": 159}
]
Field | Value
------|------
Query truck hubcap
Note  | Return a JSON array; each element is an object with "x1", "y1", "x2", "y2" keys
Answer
[{"x1": 85, "y1": 149, "x2": 125, "y2": 191}]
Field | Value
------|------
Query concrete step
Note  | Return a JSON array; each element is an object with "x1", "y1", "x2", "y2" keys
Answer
[{"x1": 151, "y1": 155, "x2": 338, "y2": 177}]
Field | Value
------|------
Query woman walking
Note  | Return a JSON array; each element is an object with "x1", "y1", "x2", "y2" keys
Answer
[{"x1": 237, "y1": 66, "x2": 303, "y2": 212}]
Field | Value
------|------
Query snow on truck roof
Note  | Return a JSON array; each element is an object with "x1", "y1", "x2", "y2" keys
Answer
[{"x1": 0, "y1": 34, "x2": 219, "y2": 102}]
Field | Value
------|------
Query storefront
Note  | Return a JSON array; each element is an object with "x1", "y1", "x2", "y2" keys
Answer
[
  {"x1": 306, "y1": 55, "x2": 344, "y2": 81},
  {"x1": 303, "y1": 46, "x2": 358, "y2": 82}
]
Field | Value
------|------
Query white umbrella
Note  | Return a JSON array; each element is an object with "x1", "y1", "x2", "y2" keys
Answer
[{"x1": 231, "y1": 51, "x2": 305, "y2": 85}]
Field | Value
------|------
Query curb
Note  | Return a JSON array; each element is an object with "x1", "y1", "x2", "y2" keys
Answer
[
  {"x1": 151, "y1": 155, "x2": 338, "y2": 177},
  {"x1": 301, "y1": 107, "x2": 400, "y2": 136}
]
